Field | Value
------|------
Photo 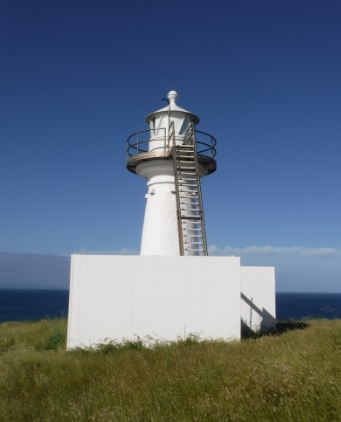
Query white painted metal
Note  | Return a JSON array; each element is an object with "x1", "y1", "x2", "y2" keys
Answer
[{"x1": 67, "y1": 255, "x2": 242, "y2": 349}]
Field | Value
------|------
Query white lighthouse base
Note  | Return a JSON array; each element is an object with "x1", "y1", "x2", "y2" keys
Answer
[{"x1": 67, "y1": 255, "x2": 276, "y2": 349}]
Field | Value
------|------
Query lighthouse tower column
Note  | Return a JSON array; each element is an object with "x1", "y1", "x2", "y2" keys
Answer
[{"x1": 137, "y1": 160, "x2": 179, "y2": 255}]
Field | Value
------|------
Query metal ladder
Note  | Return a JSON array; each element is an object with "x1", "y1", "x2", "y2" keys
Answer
[{"x1": 172, "y1": 124, "x2": 208, "y2": 256}]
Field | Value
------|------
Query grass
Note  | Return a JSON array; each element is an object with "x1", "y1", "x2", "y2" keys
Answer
[{"x1": 0, "y1": 318, "x2": 341, "y2": 421}]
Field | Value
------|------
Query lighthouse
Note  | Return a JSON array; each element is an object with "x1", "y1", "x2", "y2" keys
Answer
[
  {"x1": 67, "y1": 90, "x2": 276, "y2": 349},
  {"x1": 127, "y1": 90, "x2": 217, "y2": 256}
]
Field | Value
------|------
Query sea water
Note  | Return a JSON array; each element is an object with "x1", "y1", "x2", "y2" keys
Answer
[
  {"x1": 0, "y1": 289, "x2": 340, "y2": 323},
  {"x1": 0, "y1": 289, "x2": 69, "y2": 323}
]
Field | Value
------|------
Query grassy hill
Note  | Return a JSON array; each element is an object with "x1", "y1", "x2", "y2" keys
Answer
[{"x1": 0, "y1": 318, "x2": 340, "y2": 421}]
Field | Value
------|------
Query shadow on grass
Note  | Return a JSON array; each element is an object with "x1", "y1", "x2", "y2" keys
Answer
[
  {"x1": 275, "y1": 320, "x2": 309, "y2": 334},
  {"x1": 241, "y1": 320, "x2": 309, "y2": 339}
]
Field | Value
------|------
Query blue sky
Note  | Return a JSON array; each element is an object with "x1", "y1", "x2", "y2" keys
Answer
[{"x1": 0, "y1": 0, "x2": 340, "y2": 291}]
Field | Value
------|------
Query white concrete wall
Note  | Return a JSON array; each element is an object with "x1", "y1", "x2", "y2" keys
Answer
[
  {"x1": 240, "y1": 266, "x2": 276, "y2": 332},
  {"x1": 67, "y1": 255, "x2": 241, "y2": 349}
]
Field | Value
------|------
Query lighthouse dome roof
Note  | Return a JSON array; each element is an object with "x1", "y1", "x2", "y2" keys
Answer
[{"x1": 145, "y1": 91, "x2": 200, "y2": 125}]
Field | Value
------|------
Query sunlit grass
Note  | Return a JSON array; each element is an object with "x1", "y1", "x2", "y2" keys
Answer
[{"x1": 0, "y1": 318, "x2": 340, "y2": 421}]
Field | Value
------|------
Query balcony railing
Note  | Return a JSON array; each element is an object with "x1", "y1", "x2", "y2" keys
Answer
[{"x1": 127, "y1": 126, "x2": 217, "y2": 159}]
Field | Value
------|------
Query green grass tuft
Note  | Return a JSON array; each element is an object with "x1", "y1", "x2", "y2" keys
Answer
[{"x1": 0, "y1": 318, "x2": 341, "y2": 421}]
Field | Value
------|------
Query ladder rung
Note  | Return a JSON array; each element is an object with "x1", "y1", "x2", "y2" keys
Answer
[
  {"x1": 180, "y1": 202, "x2": 200, "y2": 209},
  {"x1": 177, "y1": 171, "x2": 196, "y2": 174},
  {"x1": 177, "y1": 158, "x2": 195, "y2": 161},
  {"x1": 177, "y1": 154, "x2": 195, "y2": 157},
  {"x1": 178, "y1": 183, "x2": 199, "y2": 192},
  {"x1": 178, "y1": 182, "x2": 198, "y2": 185},
  {"x1": 177, "y1": 162, "x2": 195, "y2": 165},
  {"x1": 177, "y1": 167, "x2": 195, "y2": 170},
  {"x1": 185, "y1": 247, "x2": 204, "y2": 250},
  {"x1": 179, "y1": 191, "x2": 199, "y2": 193},
  {"x1": 177, "y1": 168, "x2": 196, "y2": 171},
  {"x1": 178, "y1": 185, "x2": 198, "y2": 188},
  {"x1": 181, "y1": 214, "x2": 201, "y2": 217},
  {"x1": 178, "y1": 178, "x2": 197, "y2": 181},
  {"x1": 181, "y1": 214, "x2": 201, "y2": 218},
  {"x1": 183, "y1": 229, "x2": 202, "y2": 231}
]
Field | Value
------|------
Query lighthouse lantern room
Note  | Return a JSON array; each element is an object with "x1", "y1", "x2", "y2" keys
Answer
[{"x1": 127, "y1": 90, "x2": 217, "y2": 256}]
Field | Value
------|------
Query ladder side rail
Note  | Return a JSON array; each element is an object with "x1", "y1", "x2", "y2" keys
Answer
[
  {"x1": 190, "y1": 124, "x2": 208, "y2": 256},
  {"x1": 172, "y1": 145, "x2": 185, "y2": 255}
]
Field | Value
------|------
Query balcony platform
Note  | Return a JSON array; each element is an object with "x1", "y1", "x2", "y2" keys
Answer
[{"x1": 127, "y1": 150, "x2": 217, "y2": 175}]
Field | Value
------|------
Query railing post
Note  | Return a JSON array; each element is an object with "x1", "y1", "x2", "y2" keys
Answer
[{"x1": 164, "y1": 127, "x2": 166, "y2": 154}]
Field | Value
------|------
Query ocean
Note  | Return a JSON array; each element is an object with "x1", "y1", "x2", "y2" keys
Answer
[
  {"x1": 0, "y1": 289, "x2": 69, "y2": 323},
  {"x1": 0, "y1": 290, "x2": 340, "y2": 324}
]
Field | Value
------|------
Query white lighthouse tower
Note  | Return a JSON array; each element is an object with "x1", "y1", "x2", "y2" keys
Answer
[
  {"x1": 127, "y1": 90, "x2": 217, "y2": 256},
  {"x1": 67, "y1": 90, "x2": 276, "y2": 349}
]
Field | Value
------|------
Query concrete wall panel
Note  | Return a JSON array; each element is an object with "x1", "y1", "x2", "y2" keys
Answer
[
  {"x1": 67, "y1": 255, "x2": 242, "y2": 349},
  {"x1": 188, "y1": 257, "x2": 241, "y2": 339},
  {"x1": 240, "y1": 266, "x2": 276, "y2": 332}
]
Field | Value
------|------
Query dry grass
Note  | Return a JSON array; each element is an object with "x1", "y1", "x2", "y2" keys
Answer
[{"x1": 0, "y1": 318, "x2": 341, "y2": 421}]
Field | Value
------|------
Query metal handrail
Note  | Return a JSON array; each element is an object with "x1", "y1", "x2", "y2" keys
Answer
[
  {"x1": 127, "y1": 128, "x2": 166, "y2": 157},
  {"x1": 127, "y1": 126, "x2": 217, "y2": 159},
  {"x1": 195, "y1": 130, "x2": 217, "y2": 158}
]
